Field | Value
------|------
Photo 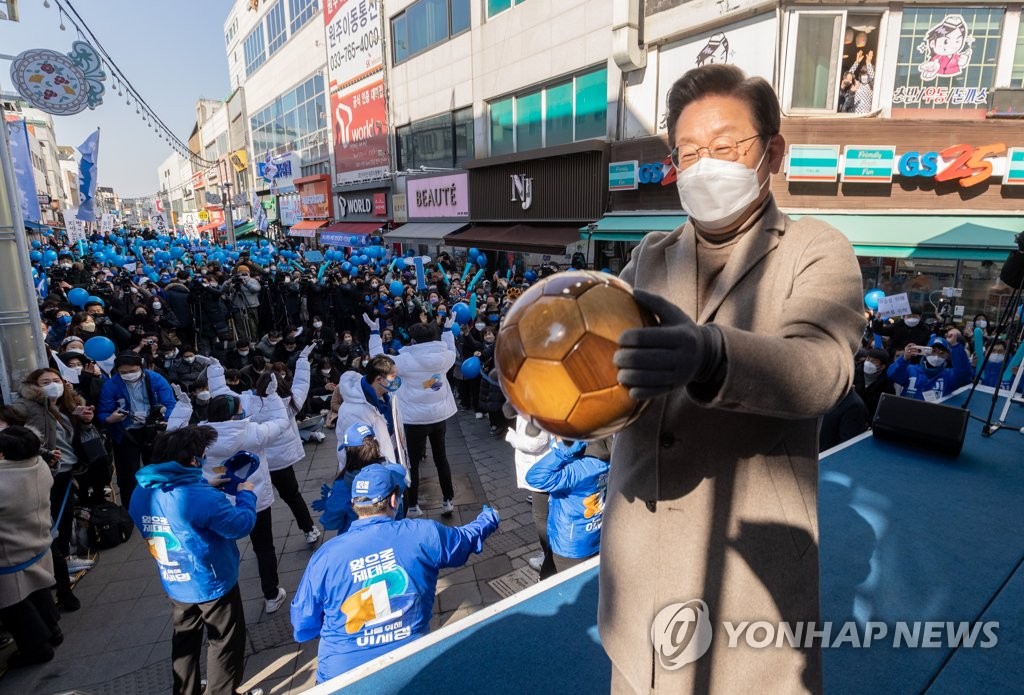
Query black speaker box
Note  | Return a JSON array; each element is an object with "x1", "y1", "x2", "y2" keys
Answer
[{"x1": 871, "y1": 393, "x2": 969, "y2": 457}]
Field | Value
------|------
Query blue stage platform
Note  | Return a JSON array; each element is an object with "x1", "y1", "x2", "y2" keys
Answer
[{"x1": 309, "y1": 386, "x2": 1024, "y2": 694}]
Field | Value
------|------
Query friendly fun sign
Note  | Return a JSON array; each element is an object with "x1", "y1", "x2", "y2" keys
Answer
[{"x1": 842, "y1": 146, "x2": 896, "y2": 184}]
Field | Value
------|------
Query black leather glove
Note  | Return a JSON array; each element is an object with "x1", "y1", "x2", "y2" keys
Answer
[{"x1": 615, "y1": 289, "x2": 724, "y2": 400}]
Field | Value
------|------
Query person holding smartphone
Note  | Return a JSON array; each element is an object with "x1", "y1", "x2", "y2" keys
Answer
[{"x1": 886, "y1": 334, "x2": 972, "y2": 402}]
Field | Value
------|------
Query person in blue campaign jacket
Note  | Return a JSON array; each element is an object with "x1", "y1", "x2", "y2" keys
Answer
[
  {"x1": 97, "y1": 352, "x2": 178, "y2": 510},
  {"x1": 314, "y1": 422, "x2": 407, "y2": 536},
  {"x1": 526, "y1": 437, "x2": 610, "y2": 573},
  {"x1": 886, "y1": 334, "x2": 971, "y2": 402},
  {"x1": 291, "y1": 464, "x2": 499, "y2": 684},
  {"x1": 128, "y1": 425, "x2": 260, "y2": 695}
]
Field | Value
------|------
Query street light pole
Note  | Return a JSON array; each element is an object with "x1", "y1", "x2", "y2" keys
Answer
[{"x1": 222, "y1": 180, "x2": 236, "y2": 246}]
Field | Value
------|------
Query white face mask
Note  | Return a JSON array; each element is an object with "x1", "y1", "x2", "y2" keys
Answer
[
  {"x1": 121, "y1": 370, "x2": 143, "y2": 383},
  {"x1": 320, "y1": 369, "x2": 331, "y2": 376},
  {"x1": 152, "y1": 302, "x2": 162, "y2": 311},
  {"x1": 975, "y1": 320, "x2": 987, "y2": 329},
  {"x1": 925, "y1": 354, "x2": 946, "y2": 367},
  {"x1": 990, "y1": 353, "x2": 1005, "y2": 364},
  {"x1": 904, "y1": 318, "x2": 920, "y2": 327},
  {"x1": 196, "y1": 390, "x2": 211, "y2": 402},
  {"x1": 313, "y1": 321, "x2": 323, "y2": 329},
  {"x1": 675, "y1": 147, "x2": 769, "y2": 231},
  {"x1": 42, "y1": 382, "x2": 65, "y2": 399},
  {"x1": 863, "y1": 361, "x2": 880, "y2": 375},
  {"x1": 183, "y1": 356, "x2": 196, "y2": 364},
  {"x1": 474, "y1": 322, "x2": 486, "y2": 332}
]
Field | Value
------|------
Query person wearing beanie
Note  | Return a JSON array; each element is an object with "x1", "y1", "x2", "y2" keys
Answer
[
  {"x1": 97, "y1": 352, "x2": 178, "y2": 509},
  {"x1": 854, "y1": 349, "x2": 895, "y2": 418},
  {"x1": 886, "y1": 334, "x2": 971, "y2": 402},
  {"x1": 291, "y1": 464, "x2": 499, "y2": 683}
]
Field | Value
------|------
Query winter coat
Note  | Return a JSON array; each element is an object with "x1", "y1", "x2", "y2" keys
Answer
[
  {"x1": 504, "y1": 415, "x2": 552, "y2": 492},
  {"x1": 334, "y1": 372, "x2": 405, "y2": 472},
  {"x1": 97, "y1": 370, "x2": 177, "y2": 444},
  {"x1": 163, "y1": 282, "x2": 193, "y2": 328},
  {"x1": 369, "y1": 329, "x2": 457, "y2": 425},
  {"x1": 129, "y1": 461, "x2": 257, "y2": 604},
  {"x1": 0, "y1": 455, "x2": 55, "y2": 609},
  {"x1": 477, "y1": 369, "x2": 506, "y2": 414},
  {"x1": 872, "y1": 318, "x2": 933, "y2": 356},
  {"x1": 526, "y1": 440, "x2": 609, "y2": 559},
  {"x1": 165, "y1": 355, "x2": 213, "y2": 390},
  {"x1": 255, "y1": 335, "x2": 281, "y2": 360},
  {"x1": 232, "y1": 276, "x2": 261, "y2": 310},
  {"x1": 291, "y1": 509, "x2": 500, "y2": 683},
  {"x1": 198, "y1": 381, "x2": 290, "y2": 512},
  {"x1": 599, "y1": 198, "x2": 864, "y2": 694},
  {"x1": 853, "y1": 362, "x2": 895, "y2": 419},
  {"x1": 886, "y1": 343, "x2": 972, "y2": 401},
  {"x1": 818, "y1": 389, "x2": 869, "y2": 451},
  {"x1": 319, "y1": 463, "x2": 407, "y2": 533},
  {"x1": 13, "y1": 383, "x2": 87, "y2": 474}
]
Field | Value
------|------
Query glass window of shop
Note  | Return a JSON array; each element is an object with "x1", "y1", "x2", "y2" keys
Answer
[
  {"x1": 486, "y1": 67, "x2": 608, "y2": 155},
  {"x1": 786, "y1": 11, "x2": 885, "y2": 113},
  {"x1": 391, "y1": 0, "x2": 471, "y2": 65},
  {"x1": 266, "y1": 1, "x2": 288, "y2": 56},
  {"x1": 289, "y1": 0, "x2": 318, "y2": 34},
  {"x1": 1011, "y1": 27, "x2": 1024, "y2": 86},
  {"x1": 244, "y1": 25, "x2": 267, "y2": 76},
  {"x1": 891, "y1": 8, "x2": 1003, "y2": 111},
  {"x1": 250, "y1": 74, "x2": 328, "y2": 163},
  {"x1": 859, "y1": 256, "x2": 1009, "y2": 325},
  {"x1": 487, "y1": 0, "x2": 526, "y2": 20},
  {"x1": 396, "y1": 107, "x2": 475, "y2": 170}
]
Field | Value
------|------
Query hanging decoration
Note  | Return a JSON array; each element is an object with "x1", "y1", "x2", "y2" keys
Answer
[{"x1": 8, "y1": 40, "x2": 106, "y2": 115}]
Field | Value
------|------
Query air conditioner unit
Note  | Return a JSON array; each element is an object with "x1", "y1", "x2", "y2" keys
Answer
[{"x1": 986, "y1": 88, "x2": 1024, "y2": 118}]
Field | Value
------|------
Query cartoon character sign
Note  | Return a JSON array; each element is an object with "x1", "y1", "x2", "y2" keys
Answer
[
  {"x1": 695, "y1": 33, "x2": 730, "y2": 67},
  {"x1": 917, "y1": 14, "x2": 972, "y2": 81}
]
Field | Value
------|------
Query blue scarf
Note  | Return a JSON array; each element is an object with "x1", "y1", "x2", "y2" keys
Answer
[{"x1": 361, "y1": 376, "x2": 394, "y2": 435}]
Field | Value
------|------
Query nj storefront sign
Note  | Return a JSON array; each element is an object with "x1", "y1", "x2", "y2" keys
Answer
[{"x1": 407, "y1": 173, "x2": 469, "y2": 218}]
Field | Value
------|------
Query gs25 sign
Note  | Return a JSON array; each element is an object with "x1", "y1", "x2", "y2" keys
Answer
[{"x1": 898, "y1": 143, "x2": 1006, "y2": 188}]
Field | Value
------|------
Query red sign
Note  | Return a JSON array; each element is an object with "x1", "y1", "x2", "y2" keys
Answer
[
  {"x1": 373, "y1": 192, "x2": 387, "y2": 216},
  {"x1": 192, "y1": 170, "x2": 205, "y2": 189},
  {"x1": 297, "y1": 175, "x2": 333, "y2": 219},
  {"x1": 207, "y1": 208, "x2": 225, "y2": 226},
  {"x1": 331, "y1": 75, "x2": 389, "y2": 185}
]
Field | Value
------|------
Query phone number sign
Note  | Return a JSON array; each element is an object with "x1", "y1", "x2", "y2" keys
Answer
[{"x1": 324, "y1": 0, "x2": 382, "y2": 88}]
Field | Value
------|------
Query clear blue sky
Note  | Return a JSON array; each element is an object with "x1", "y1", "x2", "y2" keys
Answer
[{"x1": 1, "y1": 0, "x2": 231, "y2": 198}]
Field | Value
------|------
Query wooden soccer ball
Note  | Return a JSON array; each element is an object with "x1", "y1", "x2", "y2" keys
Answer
[{"x1": 495, "y1": 270, "x2": 654, "y2": 440}]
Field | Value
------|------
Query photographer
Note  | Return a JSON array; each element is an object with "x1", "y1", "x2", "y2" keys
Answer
[
  {"x1": 228, "y1": 265, "x2": 261, "y2": 345},
  {"x1": 191, "y1": 272, "x2": 230, "y2": 352},
  {"x1": 97, "y1": 353, "x2": 177, "y2": 510},
  {"x1": 163, "y1": 271, "x2": 195, "y2": 347}
]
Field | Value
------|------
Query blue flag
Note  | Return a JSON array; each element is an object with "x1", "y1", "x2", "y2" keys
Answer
[
  {"x1": 6, "y1": 120, "x2": 42, "y2": 223},
  {"x1": 77, "y1": 129, "x2": 101, "y2": 222}
]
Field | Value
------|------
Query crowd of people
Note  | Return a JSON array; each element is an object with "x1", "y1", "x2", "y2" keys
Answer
[{"x1": 2, "y1": 225, "x2": 609, "y2": 691}]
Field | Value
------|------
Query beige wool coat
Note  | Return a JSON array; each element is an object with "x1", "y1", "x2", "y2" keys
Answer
[
  {"x1": 598, "y1": 198, "x2": 864, "y2": 694},
  {"x1": 0, "y1": 455, "x2": 55, "y2": 609}
]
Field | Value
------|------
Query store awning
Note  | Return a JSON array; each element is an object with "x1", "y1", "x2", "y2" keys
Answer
[
  {"x1": 579, "y1": 214, "x2": 687, "y2": 241},
  {"x1": 444, "y1": 225, "x2": 584, "y2": 255},
  {"x1": 233, "y1": 222, "x2": 258, "y2": 239},
  {"x1": 23, "y1": 220, "x2": 53, "y2": 232},
  {"x1": 291, "y1": 219, "x2": 329, "y2": 231},
  {"x1": 385, "y1": 222, "x2": 468, "y2": 241},
  {"x1": 791, "y1": 214, "x2": 1024, "y2": 261},
  {"x1": 196, "y1": 222, "x2": 220, "y2": 234}
]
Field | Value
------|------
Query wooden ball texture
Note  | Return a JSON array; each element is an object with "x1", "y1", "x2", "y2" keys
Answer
[{"x1": 495, "y1": 270, "x2": 654, "y2": 440}]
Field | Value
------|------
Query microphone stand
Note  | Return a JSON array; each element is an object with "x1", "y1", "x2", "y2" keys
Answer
[{"x1": 961, "y1": 249, "x2": 1024, "y2": 436}]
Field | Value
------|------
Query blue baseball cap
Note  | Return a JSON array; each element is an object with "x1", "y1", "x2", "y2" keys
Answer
[
  {"x1": 351, "y1": 463, "x2": 397, "y2": 505},
  {"x1": 927, "y1": 335, "x2": 951, "y2": 351},
  {"x1": 343, "y1": 422, "x2": 375, "y2": 447}
]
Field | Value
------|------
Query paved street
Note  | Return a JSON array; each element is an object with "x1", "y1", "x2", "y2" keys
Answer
[{"x1": 0, "y1": 410, "x2": 539, "y2": 695}]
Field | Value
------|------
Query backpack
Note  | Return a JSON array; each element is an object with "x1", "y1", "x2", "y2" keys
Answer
[{"x1": 88, "y1": 502, "x2": 135, "y2": 549}]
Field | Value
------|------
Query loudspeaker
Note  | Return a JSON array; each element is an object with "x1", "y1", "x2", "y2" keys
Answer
[{"x1": 871, "y1": 393, "x2": 968, "y2": 457}]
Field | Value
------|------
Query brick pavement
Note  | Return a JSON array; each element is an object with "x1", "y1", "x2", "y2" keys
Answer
[{"x1": 0, "y1": 410, "x2": 540, "y2": 694}]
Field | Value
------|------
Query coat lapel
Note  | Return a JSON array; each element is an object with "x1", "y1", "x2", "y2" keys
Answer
[
  {"x1": 697, "y1": 202, "x2": 786, "y2": 325},
  {"x1": 660, "y1": 224, "x2": 699, "y2": 319}
]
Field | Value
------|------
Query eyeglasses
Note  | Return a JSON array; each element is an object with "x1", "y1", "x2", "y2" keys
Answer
[{"x1": 670, "y1": 134, "x2": 762, "y2": 171}]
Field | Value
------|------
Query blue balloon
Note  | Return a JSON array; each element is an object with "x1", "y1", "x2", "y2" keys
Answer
[
  {"x1": 524, "y1": 270, "x2": 538, "y2": 283},
  {"x1": 30, "y1": 240, "x2": 41, "y2": 249},
  {"x1": 68, "y1": 287, "x2": 89, "y2": 307},
  {"x1": 170, "y1": 247, "x2": 185, "y2": 259},
  {"x1": 43, "y1": 249, "x2": 58, "y2": 263},
  {"x1": 29, "y1": 250, "x2": 42, "y2": 263},
  {"x1": 341, "y1": 261, "x2": 353, "y2": 272},
  {"x1": 86, "y1": 295, "x2": 104, "y2": 307},
  {"x1": 450, "y1": 322, "x2": 461, "y2": 338},
  {"x1": 452, "y1": 302, "x2": 473, "y2": 324},
  {"x1": 468, "y1": 247, "x2": 479, "y2": 259},
  {"x1": 389, "y1": 280, "x2": 404, "y2": 296},
  {"x1": 476, "y1": 254, "x2": 487, "y2": 267},
  {"x1": 461, "y1": 356, "x2": 481, "y2": 380},
  {"x1": 864, "y1": 289, "x2": 886, "y2": 310},
  {"x1": 84, "y1": 336, "x2": 115, "y2": 362}
]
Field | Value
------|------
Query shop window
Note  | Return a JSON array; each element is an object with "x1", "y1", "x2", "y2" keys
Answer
[
  {"x1": 1013, "y1": 30, "x2": 1024, "y2": 86},
  {"x1": 266, "y1": 1, "x2": 288, "y2": 56},
  {"x1": 487, "y1": 0, "x2": 526, "y2": 20},
  {"x1": 891, "y1": 8, "x2": 1004, "y2": 111},
  {"x1": 289, "y1": 0, "x2": 318, "y2": 34},
  {"x1": 785, "y1": 11, "x2": 885, "y2": 113},
  {"x1": 392, "y1": 0, "x2": 469, "y2": 65},
  {"x1": 454, "y1": 106, "x2": 475, "y2": 165},
  {"x1": 397, "y1": 108, "x2": 475, "y2": 169},
  {"x1": 243, "y1": 25, "x2": 267, "y2": 76},
  {"x1": 250, "y1": 73, "x2": 327, "y2": 164},
  {"x1": 516, "y1": 91, "x2": 543, "y2": 151},
  {"x1": 545, "y1": 82, "x2": 573, "y2": 147},
  {"x1": 489, "y1": 98, "x2": 515, "y2": 156}
]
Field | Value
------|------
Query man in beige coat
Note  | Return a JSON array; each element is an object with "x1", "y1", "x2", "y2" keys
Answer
[{"x1": 600, "y1": 65, "x2": 864, "y2": 693}]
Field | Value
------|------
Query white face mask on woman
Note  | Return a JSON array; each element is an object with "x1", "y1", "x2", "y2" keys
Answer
[
  {"x1": 42, "y1": 382, "x2": 65, "y2": 399},
  {"x1": 904, "y1": 317, "x2": 921, "y2": 327},
  {"x1": 863, "y1": 361, "x2": 880, "y2": 376},
  {"x1": 675, "y1": 148, "x2": 769, "y2": 231}
]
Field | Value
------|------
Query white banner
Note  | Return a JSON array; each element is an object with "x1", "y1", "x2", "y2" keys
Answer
[
  {"x1": 324, "y1": 0, "x2": 382, "y2": 89},
  {"x1": 100, "y1": 213, "x2": 115, "y2": 233},
  {"x1": 64, "y1": 208, "x2": 87, "y2": 242},
  {"x1": 180, "y1": 212, "x2": 199, "y2": 238},
  {"x1": 877, "y1": 293, "x2": 913, "y2": 320},
  {"x1": 150, "y1": 211, "x2": 169, "y2": 235}
]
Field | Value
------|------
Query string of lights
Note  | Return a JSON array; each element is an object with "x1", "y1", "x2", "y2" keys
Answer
[{"x1": 42, "y1": 0, "x2": 218, "y2": 169}]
